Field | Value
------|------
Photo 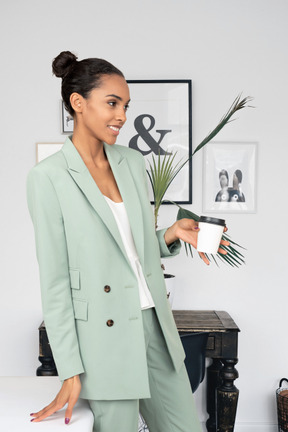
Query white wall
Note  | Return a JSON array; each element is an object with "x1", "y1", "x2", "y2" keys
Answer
[{"x1": 1, "y1": 1, "x2": 287, "y2": 430}]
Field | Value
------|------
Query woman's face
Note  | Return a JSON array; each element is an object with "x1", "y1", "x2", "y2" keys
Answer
[{"x1": 77, "y1": 74, "x2": 130, "y2": 145}]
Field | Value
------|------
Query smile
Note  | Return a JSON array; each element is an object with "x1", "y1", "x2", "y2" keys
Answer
[{"x1": 108, "y1": 126, "x2": 120, "y2": 132}]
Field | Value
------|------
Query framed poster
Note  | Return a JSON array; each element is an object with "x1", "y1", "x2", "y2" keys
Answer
[
  {"x1": 61, "y1": 101, "x2": 74, "y2": 133},
  {"x1": 120, "y1": 80, "x2": 192, "y2": 204},
  {"x1": 203, "y1": 141, "x2": 257, "y2": 213},
  {"x1": 36, "y1": 143, "x2": 63, "y2": 163}
]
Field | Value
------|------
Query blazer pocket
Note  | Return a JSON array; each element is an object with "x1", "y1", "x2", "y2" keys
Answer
[
  {"x1": 72, "y1": 298, "x2": 88, "y2": 321},
  {"x1": 69, "y1": 269, "x2": 80, "y2": 290}
]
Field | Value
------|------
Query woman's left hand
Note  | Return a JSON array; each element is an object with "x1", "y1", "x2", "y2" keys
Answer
[
  {"x1": 30, "y1": 375, "x2": 81, "y2": 424},
  {"x1": 164, "y1": 218, "x2": 230, "y2": 265}
]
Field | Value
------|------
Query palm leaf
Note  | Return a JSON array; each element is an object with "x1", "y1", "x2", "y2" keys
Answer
[
  {"x1": 192, "y1": 95, "x2": 254, "y2": 156},
  {"x1": 146, "y1": 94, "x2": 252, "y2": 264},
  {"x1": 147, "y1": 95, "x2": 253, "y2": 217},
  {"x1": 147, "y1": 152, "x2": 183, "y2": 227}
]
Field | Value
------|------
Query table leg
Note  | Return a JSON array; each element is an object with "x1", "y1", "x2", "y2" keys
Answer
[
  {"x1": 216, "y1": 358, "x2": 239, "y2": 432},
  {"x1": 37, "y1": 325, "x2": 58, "y2": 376},
  {"x1": 36, "y1": 355, "x2": 57, "y2": 376},
  {"x1": 206, "y1": 358, "x2": 223, "y2": 432}
]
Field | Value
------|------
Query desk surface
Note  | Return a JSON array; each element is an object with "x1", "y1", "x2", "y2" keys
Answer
[
  {"x1": 172, "y1": 310, "x2": 240, "y2": 333},
  {"x1": 0, "y1": 377, "x2": 93, "y2": 431}
]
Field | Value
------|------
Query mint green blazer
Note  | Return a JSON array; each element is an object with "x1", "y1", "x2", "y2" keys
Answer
[{"x1": 27, "y1": 137, "x2": 185, "y2": 400}]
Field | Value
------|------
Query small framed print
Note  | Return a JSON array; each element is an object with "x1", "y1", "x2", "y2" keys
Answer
[
  {"x1": 120, "y1": 80, "x2": 192, "y2": 204},
  {"x1": 61, "y1": 101, "x2": 74, "y2": 133},
  {"x1": 203, "y1": 141, "x2": 257, "y2": 213},
  {"x1": 36, "y1": 143, "x2": 63, "y2": 163}
]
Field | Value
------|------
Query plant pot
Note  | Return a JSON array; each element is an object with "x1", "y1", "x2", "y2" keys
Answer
[{"x1": 164, "y1": 273, "x2": 175, "y2": 308}]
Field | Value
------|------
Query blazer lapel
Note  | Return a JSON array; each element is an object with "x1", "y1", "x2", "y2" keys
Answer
[
  {"x1": 61, "y1": 138, "x2": 129, "y2": 264},
  {"x1": 104, "y1": 143, "x2": 145, "y2": 266},
  {"x1": 61, "y1": 137, "x2": 145, "y2": 267}
]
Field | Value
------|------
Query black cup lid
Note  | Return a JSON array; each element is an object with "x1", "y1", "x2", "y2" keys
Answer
[{"x1": 199, "y1": 216, "x2": 226, "y2": 226}]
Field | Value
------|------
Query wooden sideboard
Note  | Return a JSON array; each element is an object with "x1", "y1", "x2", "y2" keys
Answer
[{"x1": 173, "y1": 310, "x2": 240, "y2": 432}]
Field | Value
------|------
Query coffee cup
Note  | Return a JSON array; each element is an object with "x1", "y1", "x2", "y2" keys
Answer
[{"x1": 197, "y1": 216, "x2": 226, "y2": 254}]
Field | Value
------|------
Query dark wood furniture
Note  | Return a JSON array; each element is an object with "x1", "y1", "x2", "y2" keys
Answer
[
  {"x1": 37, "y1": 310, "x2": 240, "y2": 432},
  {"x1": 173, "y1": 310, "x2": 240, "y2": 432},
  {"x1": 37, "y1": 322, "x2": 57, "y2": 376}
]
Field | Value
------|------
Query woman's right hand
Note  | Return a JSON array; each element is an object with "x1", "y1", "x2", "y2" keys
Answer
[{"x1": 30, "y1": 374, "x2": 81, "y2": 425}]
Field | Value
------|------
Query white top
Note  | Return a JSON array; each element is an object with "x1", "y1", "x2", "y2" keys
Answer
[{"x1": 104, "y1": 196, "x2": 155, "y2": 310}]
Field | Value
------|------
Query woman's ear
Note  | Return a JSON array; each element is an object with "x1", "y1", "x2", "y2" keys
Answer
[{"x1": 70, "y1": 93, "x2": 84, "y2": 113}]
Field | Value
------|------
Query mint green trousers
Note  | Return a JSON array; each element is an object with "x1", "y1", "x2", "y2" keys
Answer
[{"x1": 87, "y1": 308, "x2": 202, "y2": 432}]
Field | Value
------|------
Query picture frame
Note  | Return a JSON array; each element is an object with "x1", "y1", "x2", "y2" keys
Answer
[
  {"x1": 61, "y1": 101, "x2": 74, "y2": 133},
  {"x1": 36, "y1": 142, "x2": 63, "y2": 163},
  {"x1": 119, "y1": 80, "x2": 192, "y2": 204},
  {"x1": 203, "y1": 141, "x2": 257, "y2": 213}
]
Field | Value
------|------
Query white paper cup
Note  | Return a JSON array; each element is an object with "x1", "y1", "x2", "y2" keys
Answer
[{"x1": 197, "y1": 216, "x2": 226, "y2": 254}]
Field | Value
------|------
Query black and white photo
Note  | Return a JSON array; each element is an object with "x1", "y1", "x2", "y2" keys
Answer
[
  {"x1": 61, "y1": 101, "x2": 74, "y2": 133},
  {"x1": 203, "y1": 142, "x2": 257, "y2": 213}
]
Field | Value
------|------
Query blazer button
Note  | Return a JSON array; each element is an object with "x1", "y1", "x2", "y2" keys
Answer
[
  {"x1": 104, "y1": 285, "x2": 111, "y2": 293},
  {"x1": 106, "y1": 319, "x2": 114, "y2": 327}
]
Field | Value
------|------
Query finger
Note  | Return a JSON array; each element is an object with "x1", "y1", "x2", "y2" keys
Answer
[
  {"x1": 31, "y1": 403, "x2": 62, "y2": 423},
  {"x1": 220, "y1": 239, "x2": 230, "y2": 247},
  {"x1": 64, "y1": 402, "x2": 75, "y2": 425},
  {"x1": 64, "y1": 386, "x2": 81, "y2": 424},
  {"x1": 30, "y1": 401, "x2": 56, "y2": 419},
  {"x1": 31, "y1": 397, "x2": 67, "y2": 422},
  {"x1": 218, "y1": 247, "x2": 228, "y2": 255},
  {"x1": 64, "y1": 399, "x2": 76, "y2": 424},
  {"x1": 199, "y1": 252, "x2": 210, "y2": 265}
]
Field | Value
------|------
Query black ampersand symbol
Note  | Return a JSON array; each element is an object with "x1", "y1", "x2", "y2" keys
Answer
[{"x1": 129, "y1": 114, "x2": 172, "y2": 156}]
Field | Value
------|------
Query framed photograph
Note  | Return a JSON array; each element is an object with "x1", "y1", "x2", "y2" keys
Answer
[
  {"x1": 119, "y1": 80, "x2": 192, "y2": 204},
  {"x1": 36, "y1": 143, "x2": 63, "y2": 163},
  {"x1": 61, "y1": 101, "x2": 74, "y2": 133},
  {"x1": 203, "y1": 141, "x2": 257, "y2": 213}
]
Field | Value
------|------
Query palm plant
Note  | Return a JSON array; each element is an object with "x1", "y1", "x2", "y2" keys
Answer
[{"x1": 146, "y1": 95, "x2": 252, "y2": 267}]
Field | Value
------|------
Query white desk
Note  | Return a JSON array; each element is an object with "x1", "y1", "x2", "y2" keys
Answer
[{"x1": 0, "y1": 377, "x2": 94, "y2": 431}]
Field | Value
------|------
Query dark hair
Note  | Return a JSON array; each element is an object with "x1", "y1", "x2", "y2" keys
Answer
[{"x1": 52, "y1": 51, "x2": 125, "y2": 116}]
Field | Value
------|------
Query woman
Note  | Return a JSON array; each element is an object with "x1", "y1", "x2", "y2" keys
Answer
[{"x1": 27, "y1": 51, "x2": 228, "y2": 431}]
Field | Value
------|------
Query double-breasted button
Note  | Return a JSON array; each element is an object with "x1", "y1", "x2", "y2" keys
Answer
[
  {"x1": 106, "y1": 319, "x2": 114, "y2": 327},
  {"x1": 104, "y1": 285, "x2": 111, "y2": 293}
]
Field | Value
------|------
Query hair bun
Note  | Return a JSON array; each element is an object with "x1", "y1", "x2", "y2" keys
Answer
[{"x1": 52, "y1": 51, "x2": 78, "y2": 78}]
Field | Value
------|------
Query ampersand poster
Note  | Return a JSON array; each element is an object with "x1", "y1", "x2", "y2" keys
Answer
[{"x1": 119, "y1": 80, "x2": 192, "y2": 204}]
